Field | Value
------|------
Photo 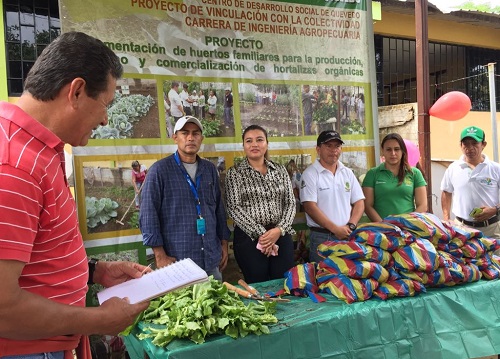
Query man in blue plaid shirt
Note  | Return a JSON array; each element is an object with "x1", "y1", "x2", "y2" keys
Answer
[{"x1": 140, "y1": 116, "x2": 230, "y2": 280}]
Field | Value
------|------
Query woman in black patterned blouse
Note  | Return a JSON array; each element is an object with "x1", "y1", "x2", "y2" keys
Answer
[{"x1": 225, "y1": 125, "x2": 296, "y2": 283}]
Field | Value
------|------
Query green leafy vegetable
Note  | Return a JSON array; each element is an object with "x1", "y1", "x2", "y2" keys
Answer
[
  {"x1": 85, "y1": 196, "x2": 119, "y2": 229},
  {"x1": 126, "y1": 278, "x2": 278, "y2": 346},
  {"x1": 92, "y1": 93, "x2": 154, "y2": 139}
]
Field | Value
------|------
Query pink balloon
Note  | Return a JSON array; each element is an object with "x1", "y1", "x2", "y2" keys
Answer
[
  {"x1": 429, "y1": 91, "x2": 471, "y2": 121},
  {"x1": 403, "y1": 139, "x2": 420, "y2": 167}
]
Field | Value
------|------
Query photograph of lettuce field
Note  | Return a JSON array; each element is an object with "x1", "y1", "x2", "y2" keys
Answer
[
  {"x1": 84, "y1": 183, "x2": 138, "y2": 234},
  {"x1": 82, "y1": 163, "x2": 152, "y2": 234},
  {"x1": 91, "y1": 78, "x2": 161, "y2": 140}
]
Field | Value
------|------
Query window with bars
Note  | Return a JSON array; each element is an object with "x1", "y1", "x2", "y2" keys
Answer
[
  {"x1": 467, "y1": 48, "x2": 500, "y2": 111},
  {"x1": 3, "y1": 0, "x2": 60, "y2": 96},
  {"x1": 374, "y1": 35, "x2": 500, "y2": 111}
]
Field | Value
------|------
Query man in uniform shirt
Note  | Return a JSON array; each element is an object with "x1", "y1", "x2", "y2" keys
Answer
[
  {"x1": 300, "y1": 130, "x2": 365, "y2": 262},
  {"x1": 441, "y1": 126, "x2": 500, "y2": 239}
]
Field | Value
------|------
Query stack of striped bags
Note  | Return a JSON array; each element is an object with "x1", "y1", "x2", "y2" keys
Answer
[{"x1": 284, "y1": 212, "x2": 500, "y2": 304}]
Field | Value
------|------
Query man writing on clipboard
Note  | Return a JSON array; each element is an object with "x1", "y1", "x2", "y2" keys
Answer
[{"x1": 140, "y1": 116, "x2": 230, "y2": 280}]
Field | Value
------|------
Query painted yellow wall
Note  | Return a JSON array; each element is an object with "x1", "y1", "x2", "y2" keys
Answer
[
  {"x1": 374, "y1": 11, "x2": 500, "y2": 50},
  {"x1": 431, "y1": 112, "x2": 500, "y2": 161},
  {"x1": 375, "y1": 9, "x2": 500, "y2": 162}
]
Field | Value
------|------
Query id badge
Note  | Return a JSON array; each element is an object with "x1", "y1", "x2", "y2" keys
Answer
[{"x1": 197, "y1": 218, "x2": 206, "y2": 235}]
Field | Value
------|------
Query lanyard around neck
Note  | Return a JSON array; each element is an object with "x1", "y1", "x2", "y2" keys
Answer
[{"x1": 174, "y1": 151, "x2": 202, "y2": 218}]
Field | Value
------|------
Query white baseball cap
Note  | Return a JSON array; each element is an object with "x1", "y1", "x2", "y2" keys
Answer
[{"x1": 174, "y1": 116, "x2": 203, "y2": 133}]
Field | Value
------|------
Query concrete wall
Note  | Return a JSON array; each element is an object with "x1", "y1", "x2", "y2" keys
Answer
[
  {"x1": 83, "y1": 167, "x2": 134, "y2": 188},
  {"x1": 378, "y1": 103, "x2": 418, "y2": 143},
  {"x1": 430, "y1": 161, "x2": 448, "y2": 219}
]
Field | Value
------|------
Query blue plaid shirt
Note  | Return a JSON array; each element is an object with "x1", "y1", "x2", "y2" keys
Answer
[{"x1": 140, "y1": 154, "x2": 230, "y2": 271}]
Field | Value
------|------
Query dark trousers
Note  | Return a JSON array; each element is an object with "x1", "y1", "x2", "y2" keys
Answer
[{"x1": 233, "y1": 226, "x2": 294, "y2": 284}]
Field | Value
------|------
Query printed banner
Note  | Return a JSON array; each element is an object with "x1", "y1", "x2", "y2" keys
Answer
[{"x1": 60, "y1": 0, "x2": 377, "y2": 256}]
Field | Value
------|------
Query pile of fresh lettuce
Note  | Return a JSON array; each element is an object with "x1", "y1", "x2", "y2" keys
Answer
[{"x1": 124, "y1": 278, "x2": 278, "y2": 346}]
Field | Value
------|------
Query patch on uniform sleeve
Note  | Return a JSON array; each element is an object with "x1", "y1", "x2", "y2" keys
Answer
[{"x1": 301, "y1": 179, "x2": 306, "y2": 189}]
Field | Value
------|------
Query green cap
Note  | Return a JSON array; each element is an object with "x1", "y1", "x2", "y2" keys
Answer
[{"x1": 460, "y1": 126, "x2": 485, "y2": 142}]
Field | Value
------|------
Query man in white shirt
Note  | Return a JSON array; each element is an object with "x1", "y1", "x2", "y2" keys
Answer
[
  {"x1": 441, "y1": 125, "x2": 500, "y2": 239},
  {"x1": 167, "y1": 82, "x2": 184, "y2": 137},
  {"x1": 191, "y1": 90, "x2": 199, "y2": 118},
  {"x1": 180, "y1": 83, "x2": 192, "y2": 115},
  {"x1": 300, "y1": 130, "x2": 365, "y2": 262}
]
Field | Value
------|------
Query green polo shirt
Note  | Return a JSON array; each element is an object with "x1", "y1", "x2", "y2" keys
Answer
[{"x1": 362, "y1": 163, "x2": 427, "y2": 219}]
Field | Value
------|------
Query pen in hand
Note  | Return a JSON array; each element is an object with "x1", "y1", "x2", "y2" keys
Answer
[{"x1": 141, "y1": 263, "x2": 153, "y2": 276}]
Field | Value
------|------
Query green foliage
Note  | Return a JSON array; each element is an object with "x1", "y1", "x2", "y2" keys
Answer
[
  {"x1": 287, "y1": 85, "x2": 301, "y2": 105},
  {"x1": 313, "y1": 103, "x2": 338, "y2": 123},
  {"x1": 276, "y1": 93, "x2": 291, "y2": 106},
  {"x1": 340, "y1": 119, "x2": 366, "y2": 135},
  {"x1": 201, "y1": 119, "x2": 222, "y2": 137},
  {"x1": 126, "y1": 278, "x2": 277, "y2": 345},
  {"x1": 243, "y1": 91, "x2": 255, "y2": 103},
  {"x1": 92, "y1": 93, "x2": 155, "y2": 139},
  {"x1": 455, "y1": 1, "x2": 500, "y2": 13},
  {"x1": 86, "y1": 196, "x2": 119, "y2": 229},
  {"x1": 91, "y1": 126, "x2": 121, "y2": 140},
  {"x1": 128, "y1": 211, "x2": 140, "y2": 228},
  {"x1": 163, "y1": 81, "x2": 171, "y2": 94},
  {"x1": 105, "y1": 186, "x2": 135, "y2": 199}
]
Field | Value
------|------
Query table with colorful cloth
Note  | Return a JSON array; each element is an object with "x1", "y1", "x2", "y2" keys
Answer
[{"x1": 123, "y1": 277, "x2": 500, "y2": 359}]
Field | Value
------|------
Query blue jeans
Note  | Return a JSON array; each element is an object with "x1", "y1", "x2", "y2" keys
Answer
[
  {"x1": 309, "y1": 230, "x2": 337, "y2": 263},
  {"x1": 206, "y1": 266, "x2": 222, "y2": 281},
  {"x1": 3, "y1": 352, "x2": 64, "y2": 359},
  {"x1": 223, "y1": 107, "x2": 232, "y2": 126},
  {"x1": 135, "y1": 182, "x2": 143, "y2": 207},
  {"x1": 304, "y1": 113, "x2": 313, "y2": 135}
]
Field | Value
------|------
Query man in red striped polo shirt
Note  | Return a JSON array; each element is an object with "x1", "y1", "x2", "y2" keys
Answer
[{"x1": 0, "y1": 32, "x2": 149, "y2": 358}]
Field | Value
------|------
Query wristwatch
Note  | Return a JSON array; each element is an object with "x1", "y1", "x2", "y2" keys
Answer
[
  {"x1": 88, "y1": 258, "x2": 99, "y2": 285},
  {"x1": 278, "y1": 226, "x2": 286, "y2": 237},
  {"x1": 347, "y1": 222, "x2": 357, "y2": 231}
]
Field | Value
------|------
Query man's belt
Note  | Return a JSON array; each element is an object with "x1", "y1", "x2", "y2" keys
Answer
[
  {"x1": 309, "y1": 226, "x2": 333, "y2": 235},
  {"x1": 456, "y1": 215, "x2": 500, "y2": 228}
]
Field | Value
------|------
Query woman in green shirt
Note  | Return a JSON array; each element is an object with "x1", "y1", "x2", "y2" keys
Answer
[{"x1": 362, "y1": 133, "x2": 427, "y2": 222}]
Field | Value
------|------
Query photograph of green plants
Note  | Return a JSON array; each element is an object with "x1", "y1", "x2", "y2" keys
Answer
[
  {"x1": 91, "y1": 78, "x2": 160, "y2": 140},
  {"x1": 238, "y1": 83, "x2": 302, "y2": 137},
  {"x1": 82, "y1": 158, "x2": 158, "y2": 235}
]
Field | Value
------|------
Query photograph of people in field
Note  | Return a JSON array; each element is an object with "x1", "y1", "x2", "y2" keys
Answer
[
  {"x1": 301, "y1": 84, "x2": 366, "y2": 136},
  {"x1": 238, "y1": 83, "x2": 301, "y2": 137},
  {"x1": 163, "y1": 80, "x2": 235, "y2": 138}
]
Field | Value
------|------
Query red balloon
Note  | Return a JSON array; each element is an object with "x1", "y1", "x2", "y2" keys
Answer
[{"x1": 429, "y1": 91, "x2": 471, "y2": 121}]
